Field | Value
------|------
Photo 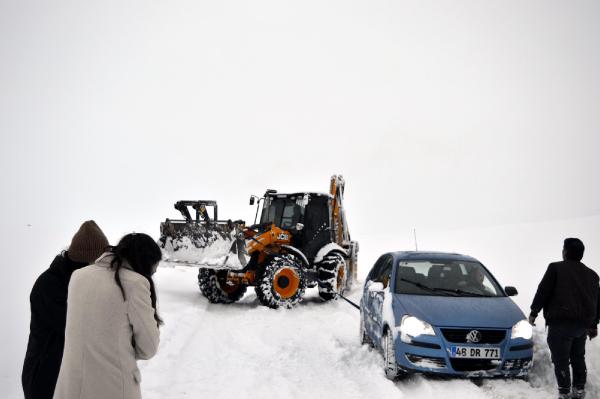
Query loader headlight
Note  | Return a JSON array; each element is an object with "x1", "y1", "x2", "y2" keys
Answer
[
  {"x1": 511, "y1": 320, "x2": 533, "y2": 340},
  {"x1": 400, "y1": 315, "x2": 435, "y2": 343}
]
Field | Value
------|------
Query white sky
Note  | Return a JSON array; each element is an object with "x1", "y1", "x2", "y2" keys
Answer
[
  {"x1": 2, "y1": 0, "x2": 600, "y2": 244},
  {"x1": 1, "y1": 1, "x2": 600, "y2": 394}
]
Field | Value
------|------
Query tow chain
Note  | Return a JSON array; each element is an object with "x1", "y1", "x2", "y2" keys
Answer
[{"x1": 339, "y1": 294, "x2": 360, "y2": 310}]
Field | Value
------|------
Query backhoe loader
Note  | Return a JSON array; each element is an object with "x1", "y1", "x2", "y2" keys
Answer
[{"x1": 159, "y1": 175, "x2": 358, "y2": 308}]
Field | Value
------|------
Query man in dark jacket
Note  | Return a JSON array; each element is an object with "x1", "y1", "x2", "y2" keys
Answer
[
  {"x1": 529, "y1": 238, "x2": 600, "y2": 399},
  {"x1": 22, "y1": 221, "x2": 109, "y2": 399}
]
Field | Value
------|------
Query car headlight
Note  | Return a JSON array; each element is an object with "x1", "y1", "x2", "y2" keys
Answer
[
  {"x1": 400, "y1": 315, "x2": 435, "y2": 342},
  {"x1": 511, "y1": 319, "x2": 533, "y2": 340}
]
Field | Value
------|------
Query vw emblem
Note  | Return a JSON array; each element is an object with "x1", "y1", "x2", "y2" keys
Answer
[{"x1": 466, "y1": 330, "x2": 482, "y2": 343}]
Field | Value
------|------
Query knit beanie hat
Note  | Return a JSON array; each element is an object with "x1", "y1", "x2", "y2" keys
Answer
[{"x1": 68, "y1": 220, "x2": 109, "y2": 264}]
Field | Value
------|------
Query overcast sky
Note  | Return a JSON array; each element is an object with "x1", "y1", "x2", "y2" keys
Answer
[
  {"x1": 2, "y1": 2, "x2": 600, "y2": 394},
  {"x1": 1, "y1": 0, "x2": 599, "y2": 246}
]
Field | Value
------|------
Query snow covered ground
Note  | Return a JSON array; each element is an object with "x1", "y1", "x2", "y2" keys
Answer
[
  {"x1": 2, "y1": 215, "x2": 599, "y2": 398},
  {"x1": 138, "y1": 266, "x2": 600, "y2": 399}
]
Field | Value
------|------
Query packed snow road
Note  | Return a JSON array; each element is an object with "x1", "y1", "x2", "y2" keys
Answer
[{"x1": 142, "y1": 266, "x2": 600, "y2": 399}]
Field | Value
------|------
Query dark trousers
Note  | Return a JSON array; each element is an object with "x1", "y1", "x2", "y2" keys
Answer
[{"x1": 547, "y1": 324, "x2": 588, "y2": 394}]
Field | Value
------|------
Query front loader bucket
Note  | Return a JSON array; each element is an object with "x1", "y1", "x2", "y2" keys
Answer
[{"x1": 159, "y1": 219, "x2": 249, "y2": 270}]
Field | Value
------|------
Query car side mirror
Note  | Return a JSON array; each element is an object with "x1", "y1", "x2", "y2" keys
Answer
[
  {"x1": 505, "y1": 286, "x2": 518, "y2": 296},
  {"x1": 368, "y1": 282, "x2": 385, "y2": 292},
  {"x1": 296, "y1": 223, "x2": 304, "y2": 231},
  {"x1": 249, "y1": 196, "x2": 255, "y2": 205}
]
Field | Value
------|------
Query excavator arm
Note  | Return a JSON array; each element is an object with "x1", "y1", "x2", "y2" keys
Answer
[
  {"x1": 329, "y1": 174, "x2": 358, "y2": 282},
  {"x1": 330, "y1": 175, "x2": 350, "y2": 244}
]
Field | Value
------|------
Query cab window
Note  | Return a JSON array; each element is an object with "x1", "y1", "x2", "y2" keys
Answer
[
  {"x1": 260, "y1": 197, "x2": 304, "y2": 229},
  {"x1": 281, "y1": 201, "x2": 303, "y2": 229}
]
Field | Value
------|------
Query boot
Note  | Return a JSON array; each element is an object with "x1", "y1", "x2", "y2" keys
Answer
[{"x1": 572, "y1": 387, "x2": 585, "y2": 399}]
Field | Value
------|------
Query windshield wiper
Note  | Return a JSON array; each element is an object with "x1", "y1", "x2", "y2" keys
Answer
[
  {"x1": 399, "y1": 278, "x2": 491, "y2": 297},
  {"x1": 429, "y1": 287, "x2": 492, "y2": 297},
  {"x1": 445, "y1": 288, "x2": 490, "y2": 297},
  {"x1": 399, "y1": 278, "x2": 459, "y2": 296}
]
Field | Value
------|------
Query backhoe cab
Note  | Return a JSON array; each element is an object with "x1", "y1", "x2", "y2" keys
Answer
[{"x1": 159, "y1": 175, "x2": 358, "y2": 309}]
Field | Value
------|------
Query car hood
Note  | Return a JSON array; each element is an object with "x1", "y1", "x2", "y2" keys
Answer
[{"x1": 393, "y1": 294, "x2": 526, "y2": 329}]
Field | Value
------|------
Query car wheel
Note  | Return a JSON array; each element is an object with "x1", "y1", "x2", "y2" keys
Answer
[
  {"x1": 518, "y1": 374, "x2": 530, "y2": 383},
  {"x1": 360, "y1": 310, "x2": 373, "y2": 346},
  {"x1": 383, "y1": 330, "x2": 402, "y2": 380}
]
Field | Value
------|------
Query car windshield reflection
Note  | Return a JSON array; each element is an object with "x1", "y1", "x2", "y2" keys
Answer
[{"x1": 395, "y1": 260, "x2": 503, "y2": 297}]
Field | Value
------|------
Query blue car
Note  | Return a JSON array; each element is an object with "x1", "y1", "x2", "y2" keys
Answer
[{"x1": 360, "y1": 251, "x2": 533, "y2": 379}]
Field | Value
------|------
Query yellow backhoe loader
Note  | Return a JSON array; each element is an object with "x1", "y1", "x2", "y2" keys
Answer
[{"x1": 159, "y1": 175, "x2": 358, "y2": 308}]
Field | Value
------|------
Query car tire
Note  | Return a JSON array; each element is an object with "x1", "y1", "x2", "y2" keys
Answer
[
  {"x1": 383, "y1": 330, "x2": 403, "y2": 380},
  {"x1": 518, "y1": 374, "x2": 530, "y2": 383},
  {"x1": 360, "y1": 310, "x2": 373, "y2": 346}
]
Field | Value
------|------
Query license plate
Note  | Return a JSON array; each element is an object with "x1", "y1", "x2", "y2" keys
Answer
[{"x1": 450, "y1": 346, "x2": 501, "y2": 359}]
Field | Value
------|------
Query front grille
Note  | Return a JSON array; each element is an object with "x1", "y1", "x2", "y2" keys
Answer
[
  {"x1": 502, "y1": 357, "x2": 533, "y2": 371},
  {"x1": 406, "y1": 354, "x2": 446, "y2": 369},
  {"x1": 441, "y1": 328, "x2": 506, "y2": 344},
  {"x1": 450, "y1": 358, "x2": 500, "y2": 372}
]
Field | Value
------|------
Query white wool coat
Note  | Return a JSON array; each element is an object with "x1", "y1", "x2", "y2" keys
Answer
[{"x1": 53, "y1": 253, "x2": 160, "y2": 399}]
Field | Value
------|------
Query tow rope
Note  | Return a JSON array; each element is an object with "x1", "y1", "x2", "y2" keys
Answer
[{"x1": 339, "y1": 294, "x2": 360, "y2": 310}]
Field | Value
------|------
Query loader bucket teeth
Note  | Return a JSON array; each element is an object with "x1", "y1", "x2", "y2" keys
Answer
[{"x1": 160, "y1": 205, "x2": 249, "y2": 269}]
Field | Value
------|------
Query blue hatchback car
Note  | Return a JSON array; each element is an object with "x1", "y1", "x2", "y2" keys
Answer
[{"x1": 360, "y1": 252, "x2": 533, "y2": 379}]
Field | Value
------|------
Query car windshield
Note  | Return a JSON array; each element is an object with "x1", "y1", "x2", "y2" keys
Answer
[{"x1": 394, "y1": 260, "x2": 504, "y2": 297}]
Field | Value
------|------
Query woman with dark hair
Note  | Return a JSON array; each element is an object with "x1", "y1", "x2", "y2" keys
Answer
[{"x1": 54, "y1": 233, "x2": 162, "y2": 399}]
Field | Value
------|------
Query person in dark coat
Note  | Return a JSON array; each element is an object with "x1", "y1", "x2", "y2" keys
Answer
[
  {"x1": 22, "y1": 221, "x2": 109, "y2": 399},
  {"x1": 529, "y1": 238, "x2": 600, "y2": 399}
]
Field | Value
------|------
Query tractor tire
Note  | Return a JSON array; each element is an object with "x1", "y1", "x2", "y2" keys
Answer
[
  {"x1": 255, "y1": 254, "x2": 306, "y2": 309},
  {"x1": 317, "y1": 253, "x2": 348, "y2": 301},
  {"x1": 198, "y1": 268, "x2": 247, "y2": 304}
]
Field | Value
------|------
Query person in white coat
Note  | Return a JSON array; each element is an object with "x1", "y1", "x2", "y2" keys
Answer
[{"x1": 54, "y1": 233, "x2": 162, "y2": 399}]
